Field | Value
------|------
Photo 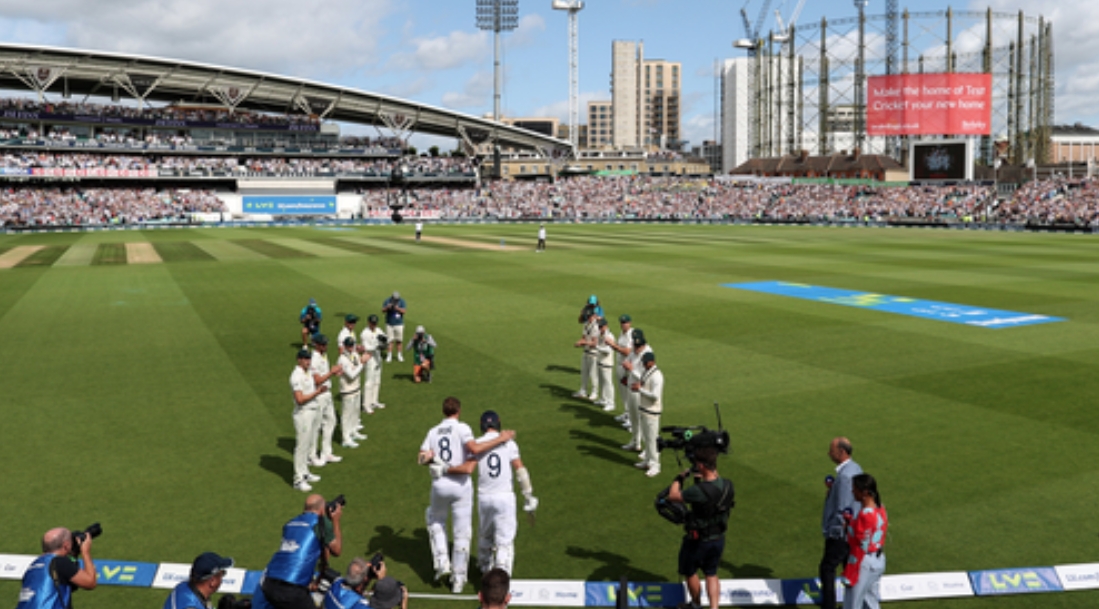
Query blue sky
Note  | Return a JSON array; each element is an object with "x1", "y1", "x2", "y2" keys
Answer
[{"x1": 0, "y1": 0, "x2": 1093, "y2": 149}]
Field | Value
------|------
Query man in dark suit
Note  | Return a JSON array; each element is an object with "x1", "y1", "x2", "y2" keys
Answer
[{"x1": 819, "y1": 437, "x2": 862, "y2": 609}]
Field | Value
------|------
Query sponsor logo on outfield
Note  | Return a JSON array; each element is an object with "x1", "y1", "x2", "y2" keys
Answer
[
  {"x1": 1054, "y1": 563, "x2": 1099, "y2": 591},
  {"x1": 509, "y1": 580, "x2": 585, "y2": 606},
  {"x1": 0, "y1": 555, "x2": 33, "y2": 579},
  {"x1": 583, "y1": 582, "x2": 685, "y2": 607},
  {"x1": 970, "y1": 567, "x2": 1062, "y2": 595},
  {"x1": 880, "y1": 572, "x2": 973, "y2": 600},
  {"x1": 96, "y1": 560, "x2": 157, "y2": 587},
  {"x1": 724, "y1": 281, "x2": 1066, "y2": 328},
  {"x1": 708, "y1": 580, "x2": 782, "y2": 605}
]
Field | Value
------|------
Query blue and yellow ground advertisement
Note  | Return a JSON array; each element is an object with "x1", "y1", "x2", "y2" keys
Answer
[{"x1": 725, "y1": 281, "x2": 1066, "y2": 329}]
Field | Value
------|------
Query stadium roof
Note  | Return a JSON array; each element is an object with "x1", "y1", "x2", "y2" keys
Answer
[{"x1": 0, "y1": 43, "x2": 572, "y2": 153}]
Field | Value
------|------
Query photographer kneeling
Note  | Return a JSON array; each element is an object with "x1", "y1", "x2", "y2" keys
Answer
[
  {"x1": 17, "y1": 526, "x2": 98, "y2": 609},
  {"x1": 667, "y1": 447, "x2": 735, "y2": 609},
  {"x1": 324, "y1": 554, "x2": 406, "y2": 609}
]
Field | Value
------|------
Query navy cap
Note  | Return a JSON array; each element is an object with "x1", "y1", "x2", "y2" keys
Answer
[
  {"x1": 632, "y1": 329, "x2": 646, "y2": 346},
  {"x1": 480, "y1": 410, "x2": 501, "y2": 433},
  {"x1": 368, "y1": 314, "x2": 379, "y2": 323},
  {"x1": 296, "y1": 349, "x2": 312, "y2": 360},
  {"x1": 345, "y1": 314, "x2": 359, "y2": 324},
  {"x1": 312, "y1": 333, "x2": 329, "y2": 346},
  {"x1": 371, "y1": 577, "x2": 403, "y2": 609},
  {"x1": 191, "y1": 552, "x2": 233, "y2": 581},
  {"x1": 343, "y1": 336, "x2": 356, "y2": 348},
  {"x1": 641, "y1": 352, "x2": 656, "y2": 364}
]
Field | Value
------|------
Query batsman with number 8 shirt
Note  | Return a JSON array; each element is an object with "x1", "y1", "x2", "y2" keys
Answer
[{"x1": 418, "y1": 397, "x2": 514, "y2": 594}]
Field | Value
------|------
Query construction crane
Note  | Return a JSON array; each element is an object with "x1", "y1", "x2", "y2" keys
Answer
[
  {"x1": 552, "y1": 0, "x2": 584, "y2": 149},
  {"x1": 773, "y1": 0, "x2": 808, "y2": 42},
  {"x1": 734, "y1": 0, "x2": 773, "y2": 55}
]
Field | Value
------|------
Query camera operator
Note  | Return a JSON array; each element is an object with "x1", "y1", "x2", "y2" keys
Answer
[
  {"x1": 16, "y1": 527, "x2": 97, "y2": 609},
  {"x1": 260, "y1": 494, "x2": 343, "y2": 609},
  {"x1": 407, "y1": 326, "x2": 435, "y2": 384},
  {"x1": 667, "y1": 447, "x2": 735, "y2": 609},
  {"x1": 381, "y1": 292, "x2": 407, "y2": 362},
  {"x1": 164, "y1": 552, "x2": 233, "y2": 609}
]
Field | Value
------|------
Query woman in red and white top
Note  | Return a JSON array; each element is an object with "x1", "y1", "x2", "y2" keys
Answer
[{"x1": 842, "y1": 473, "x2": 888, "y2": 609}]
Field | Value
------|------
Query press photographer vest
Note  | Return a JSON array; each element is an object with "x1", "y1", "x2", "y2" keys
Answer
[
  {"x1": 266, "y1": 513, "x2": 323, "y2": 586},
  {"x1": 163, "y1": 581, "x2": 209, "y2": 609},
  {"x1": 323, "y1": 578, "x2": 364, "y2": 609},
  {"x1": 686, "y1": 478, "x2": 735, "y2": 541},
  {"x1": 17, "y1": 554, "x2": 72, "y2": 609}
]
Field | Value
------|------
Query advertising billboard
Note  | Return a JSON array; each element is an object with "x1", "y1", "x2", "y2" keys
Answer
[
  {"x1": 241, "y1": 195, "x2": 336, "y2": 215},
  {"x1": 868, "y1": 73, "x2": 992, "y2": 136},
  {"x1": 910, "y1": 139, "x2": 973, "y2": 181}
]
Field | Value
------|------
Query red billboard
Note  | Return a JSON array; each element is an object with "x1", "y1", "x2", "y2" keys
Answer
[{"x1": 867, "y1": 73, "x2": 992, "y2": 136}]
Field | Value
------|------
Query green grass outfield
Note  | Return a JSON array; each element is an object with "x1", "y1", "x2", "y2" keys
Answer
[{"x1": 0, "y1": 223, "x2": 1097, "y2": 609}]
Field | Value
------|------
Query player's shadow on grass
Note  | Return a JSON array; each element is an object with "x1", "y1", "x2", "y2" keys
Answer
[
  {"x1": 566, "y1": 546, "x2": 665, "y2": 582},
  {"x1": 723, "y1": 560, "x2": 773, "y2": 578},
  {"x1": 569, "y1": 429, "x2": 638, "y2": 465},
  {"x1": 559, "y1": 402, "x2": 618, "y2": 429},
  {"x1": 392, "y1": 373, "x2": 417, "y2": 383},
  {"x1": 545, "y1": 364, "x2": 581, "y2": 375},
  {"x1": 366, "y1": 525, "x2": 436, "y2": 586},
  {"x1": 260, "y1": 437, "x2": 296, "y2": 483},
  {"x1": 540, "y1": 383, "x2": 583, "y2": 400}
]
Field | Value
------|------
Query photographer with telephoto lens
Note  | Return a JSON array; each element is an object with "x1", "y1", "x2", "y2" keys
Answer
[
  {"x1": 381, "y1": 292, "x2": 406, "y2": 363},
  {"x1": 667, "y1": 447, "x2": 735, "y2": 609},
  {"x1": 16, "y1": 525, "x2": 100, "y2": 609},
  {"x1": 260, "y1": 494, "x2": 343, "y2": 609}
]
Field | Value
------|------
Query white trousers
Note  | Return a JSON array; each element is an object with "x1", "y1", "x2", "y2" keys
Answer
[
  {"x1": 596, "y1": 364, "x2": 615, "y2": 406},
  {"x1": 292, "y1": 405, "x2": 321, "y2": 482},
  {"x1": 340, "y1": 390, "x2": 361, "y2": 443},
  {"x1": 364, "y1": 360, "x2": 382, "y2": 407},
  {"x1": 427, "y1": 476, "x2": 474, "y2": 579},
  {"x1": 579, "y1": 353, "x2": 595, "y2": 394},
  {"x1": 478, "y1": 492, "x2": 518, "y2": 575},
  {"x1": 626, "y1": 391, "x2": 641, "y2": 446},
  {"x1": 316, "y1": 393, "x2": 337, "y2": 457},
  {"x1": 639, "y1": 410, "x2": 661, "y2": 468}
]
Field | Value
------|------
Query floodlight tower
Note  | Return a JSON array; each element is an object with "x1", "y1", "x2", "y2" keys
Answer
[
  {"x1": 854, "y1": 0, "x2": 868, "y2": 151},
  {"x1": 476, "y1": 0, "x2": 520, "y2": 123},
  {"x1": 552, "y1": 0, "x2": 584, "y2": 148}
]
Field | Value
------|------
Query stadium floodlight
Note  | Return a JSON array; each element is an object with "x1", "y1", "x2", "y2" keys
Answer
[
  {"x1": 552, "y1": 0, "x2": 584, "y2": 149},
  {"x1": 476, "y1": 0, "x2": 520, "y2": 123}
]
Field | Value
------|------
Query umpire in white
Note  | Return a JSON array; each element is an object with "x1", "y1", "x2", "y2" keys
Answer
[{"x1": 473, "y1": 410, "x2": 538, "y2": 576}]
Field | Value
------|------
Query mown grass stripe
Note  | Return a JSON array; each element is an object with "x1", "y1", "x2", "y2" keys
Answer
[
  {"x1": 15, "y1": 245, "x2": 68, "y2": 268},
  {"x1": 153, "y1": 241, "x2": 216, "y2": 263},
  {"x1": 312, "y1": 237, "x2": 406, "y2": 256},
  {"x1": 53, "y1": 242, "x2": 97, "y2": 266},
  {"x1": 266, "y1": 237, "x2": 360, "y2": 258},
  {"x1": 190, "y1": 239, "x2": 267, "y2": 261},
  {"x1": 91, "y1": 243, "x2": 128, "y2": 265},
  {"x1": 233, "y1": 239, "x2": 315, "y2": 259}
]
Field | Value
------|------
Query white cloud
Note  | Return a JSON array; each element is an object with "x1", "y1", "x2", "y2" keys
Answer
[
  {"x1": 681, "y1": 113, "x2": 717, "y2": 149},
  {"x1": 390, "y1": 29, "x2": 488, "y2": 72},
  {"x1": 510, "y1": 14, "x2": 547, "y2": 48},
  {"x1": 0, "y1": 0, "x2": 394, "y2": 79},
  {"x1": 441, "y1": 71, "x2": 494, "y2": 110},
  {"x1": 531, "y1": 90, "x2": 608, "y2": 122}
]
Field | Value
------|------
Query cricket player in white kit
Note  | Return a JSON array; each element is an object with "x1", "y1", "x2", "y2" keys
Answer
[
  {"x1": 633, "y1": 351, "x2": 664, "y2": 477},
  {"x1": 573, "y1": 306, "x2": 601, "y2": 401},
  {"x1": 418, "y1": 397, "x2": 514, "y2": 594},
  {"x1": 610, "y1": 314, "x2": 636, "y2": 421},
  {"x1": 593, "y1": 319, "x2": 616, "y2": 410},
  {"x1": 337, "y1": 337, "x2": 367, "y2": 448},
  {"x1": 359, "y1": 314, "x2": 387, "y2": 413},
  {"x1": 336, "y1": 314, "x2": 359, "y2": 356},
  {"x1": 473, "y1": 410, "x2": 538, "y2": 576},
  {"x1": 290, "y1": 349, "x2": 326, "y2": 492},
  {"x1": 310, "y1": 334, "x2": 343, "y2": 466},
  {"x1": 620, "y1": 329, "x2": 652, "y2": 454}
]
